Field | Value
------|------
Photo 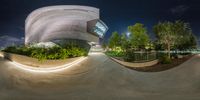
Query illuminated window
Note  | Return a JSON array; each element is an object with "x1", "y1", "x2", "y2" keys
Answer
[
  {"x1": 87, "y1": 19, "x2": 108, "y2": 38},
  {"x1": 93, "y1": 21, "x2": 107, "y2": 37}
]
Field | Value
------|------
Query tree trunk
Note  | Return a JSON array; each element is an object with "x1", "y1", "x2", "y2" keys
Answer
[{"x1": 167, "y1": 44, "x2": 171, "y2": 58}]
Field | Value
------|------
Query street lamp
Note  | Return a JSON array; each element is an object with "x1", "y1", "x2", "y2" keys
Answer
[{"x1": 126, "y1": 32, "x2": 131, "y2": 37}]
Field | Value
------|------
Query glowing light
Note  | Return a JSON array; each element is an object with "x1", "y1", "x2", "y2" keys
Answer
[
  {"x1": 126, "y1": 32, "x2": 131, "y2": 37},
  {"x1": 30, "y1": 42, "x2": 58, "y2": 48},
  {"x1": 93, "y1": 21, "x2": 108, "y2": 38},
  {"x1": 88, "y1": 52, "x2": 103, "y2": 55},
  {"x1": 0, "y1": 53, "x2": 3, "y2": 57},
  {"x1": 9, "y1": 57, "x2": 87, "y2": 73}
]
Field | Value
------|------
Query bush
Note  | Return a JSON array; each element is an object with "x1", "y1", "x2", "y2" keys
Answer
[
  {"x1": 160, "y1": 55, "x2": 172, "y2": 64},
  {"x1": 3, "y1": 44, "x2": 88, "y2": 61},
  {"x1": 3, "y1": 46, "x2": 18, "y2": 53},
  {"x1": 105, "y1": 51, "x2": 125, "y2": 57},
  {"x1": 67, "y1": 47, "x2": 87, "y2": 57},
  {"x1": 123, "y1": 50, "x2": 135, "y2": 62}
]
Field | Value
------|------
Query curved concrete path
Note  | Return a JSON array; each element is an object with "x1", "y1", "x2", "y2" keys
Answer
[{"x1": 0, "y1": 53, "x2": 200, "y2": 100}]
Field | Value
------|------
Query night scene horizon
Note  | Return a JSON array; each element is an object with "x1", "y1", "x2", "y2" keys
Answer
[{"x1": 1, "y1": 0, "x2": 200, "y2": 42}]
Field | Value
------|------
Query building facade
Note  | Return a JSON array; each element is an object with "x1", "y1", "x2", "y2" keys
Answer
[{"x1": 25, "y1": 5, "x2": 108, "y2": 45}]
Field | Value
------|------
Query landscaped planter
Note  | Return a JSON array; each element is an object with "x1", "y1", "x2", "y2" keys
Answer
[
  {"x1": 110, "y1": 57, "x2": 159, "y2": 68},
  {"x1": 1, "y1": 52, "x2": 83, "y2": 68}
]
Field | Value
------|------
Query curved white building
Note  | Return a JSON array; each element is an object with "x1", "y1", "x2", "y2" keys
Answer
[{"x1": 25, "y1": 5, "x2": 108, "y2": 45}]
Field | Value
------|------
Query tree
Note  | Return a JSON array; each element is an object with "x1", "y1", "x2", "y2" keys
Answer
[
  {"x1": 153, "y1": 21, "x2": 177, "y2": 58},
  {"x1": 173, "y1": 21, "x2": 197, "y2": 50},
  {"x1": 108, "y1": 31, "x2": 120, "y2": 50},
  {"x1": 145, "y1": 42, "x2": 155, "y2": 51},
  {"x1": 154, "y1": 21, "x2": 197, "y2": 58},
  {"x1": 102, "y1": 40, "x2": 107, "y2": 50},
  {"x1": 128, "y1": 23, "x2": 150, "y2": 50},
  {"x1": 188, "y1": 34, "x2": 197, "y2": 49},
  {"x1": 120, "y1": 32, "x2": 130, "y2": 52}
]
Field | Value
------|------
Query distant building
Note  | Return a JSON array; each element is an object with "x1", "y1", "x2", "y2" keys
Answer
[{"x1": 25, "y1": 5, "x2": 108, "y2": 45}]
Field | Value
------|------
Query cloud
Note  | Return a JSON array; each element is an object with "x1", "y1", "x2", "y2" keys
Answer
[{"x1": 170, "y1": 5, "x2": 189, "y2": 15}]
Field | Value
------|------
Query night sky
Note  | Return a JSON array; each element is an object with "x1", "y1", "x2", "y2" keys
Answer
[{"x1": 0, "y1": 0, "x2": 200, "y2": 41}]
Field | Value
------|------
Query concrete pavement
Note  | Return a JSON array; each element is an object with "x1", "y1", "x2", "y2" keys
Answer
[{"x1": 0, "y1": 53, "x2": 200, "y2": 100}]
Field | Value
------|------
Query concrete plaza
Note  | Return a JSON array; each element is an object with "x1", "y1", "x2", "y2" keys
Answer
[{"x1": 0, "y1": 53, "x2": 200, "y2": 100}]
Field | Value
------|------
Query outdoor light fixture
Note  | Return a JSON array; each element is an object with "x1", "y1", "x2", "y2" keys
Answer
[
  {"x1": 126, "y1": 32, "x2": 131, "y2": 37},
  {"x1": 9, "y1": 57, "x2": 87, "y2": 73},
  {"x1": 88, "y1": 52, "x2": 103, "y2": 55},
  {"x1": 0, "y1": 53, "x2": 3, "y2": 57},
  {"x1": 30, "y1": 42, "x2": 58, "y2": 48}
]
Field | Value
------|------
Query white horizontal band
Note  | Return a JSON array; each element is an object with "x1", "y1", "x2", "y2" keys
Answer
[{"x1": 9, "y1": 57, "x2": 87, "y2": 73}]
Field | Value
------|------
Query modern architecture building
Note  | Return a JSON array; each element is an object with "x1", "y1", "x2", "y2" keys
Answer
[{"x1": 25, "y1": 5, "x2": 108, "y2": 45}]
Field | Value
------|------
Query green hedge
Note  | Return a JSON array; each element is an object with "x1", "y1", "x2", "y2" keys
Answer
[
  {"x1": 3, "y1": 45, "x2": 88, "y2": 61},
  {"x1": 105, "y1": 51, "x2": 125, "y2": 57}
]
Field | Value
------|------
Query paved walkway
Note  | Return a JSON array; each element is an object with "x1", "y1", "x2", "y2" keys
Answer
[{"x1": 0, "y1": 53, "x2": 200, "y2": 100}]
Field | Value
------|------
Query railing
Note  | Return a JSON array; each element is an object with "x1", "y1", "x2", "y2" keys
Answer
[
  {"x1": 107, "y1": 49, "x2": 198, "y2": 63},
  {"x1": 157, "y1": 50, "x2": 200, "y2": 54},
  {"x1": 124, "y1": 51, "x2": 157, "y2": 63}
]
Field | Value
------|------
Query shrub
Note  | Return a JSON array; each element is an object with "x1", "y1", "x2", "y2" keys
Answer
[
  {"x1": 67, "y1": 47, "x2": 87, "y2": 57},
  {"x1": 30, "y1": 47, "x2": 47, "y2": 61},
  {"x1": 3, "y1": 44, "x2": 88, "y2": 61},
  {"x1": 3, "y1": 46, "x2": 18, "y2": 53},
  {"x1": 105, "y1": 51, "x2": 125, "y2": 57},
  {"x1": 123, "y1": 50, "x2": 134, "y2": 62},
  {"x1": 160, "y1": 55, "x2": 172, "y2": 64}
]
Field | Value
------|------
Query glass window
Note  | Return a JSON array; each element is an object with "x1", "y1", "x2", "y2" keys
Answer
[{"x1": 93, "y1": 21, "x2": 108, "y2": 38}]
